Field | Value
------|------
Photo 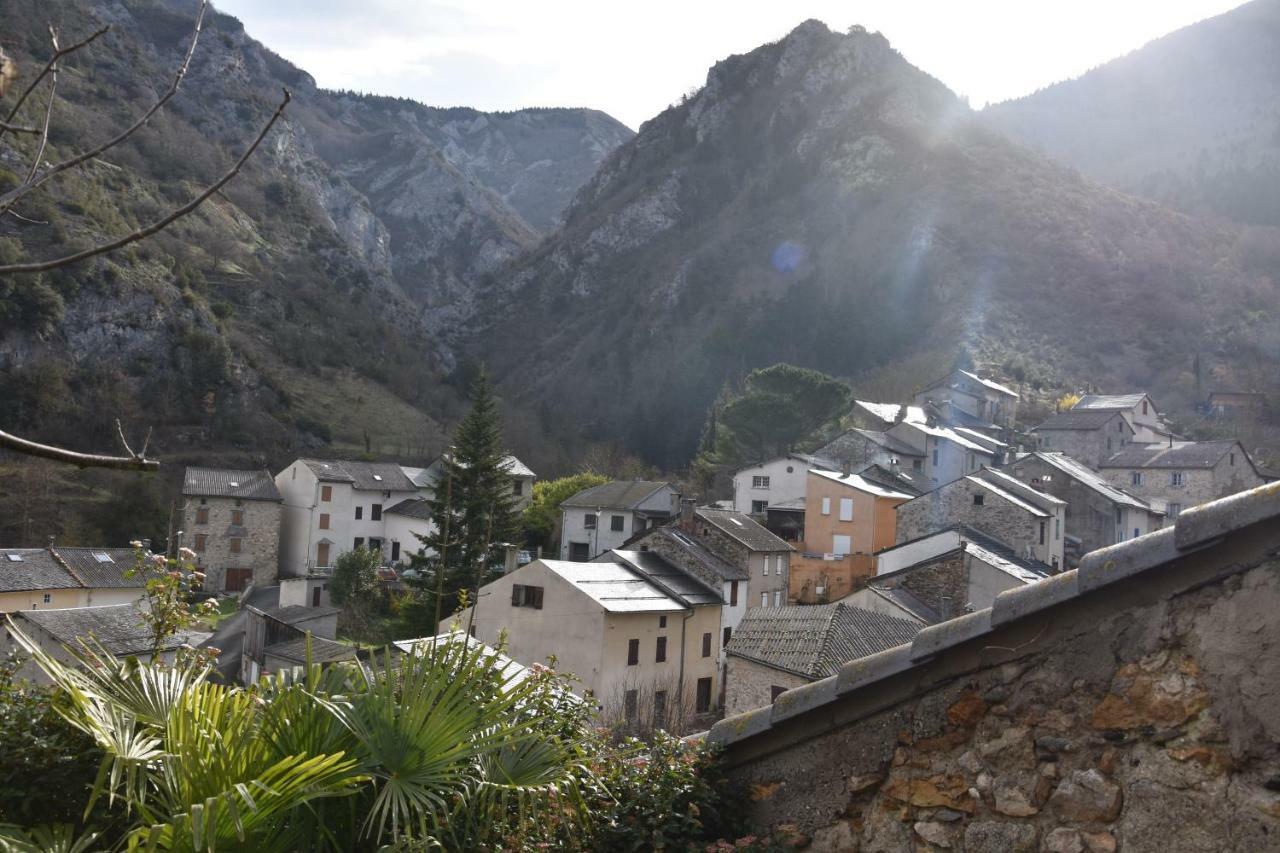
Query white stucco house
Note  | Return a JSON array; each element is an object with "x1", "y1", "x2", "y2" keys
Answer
[
  {"x1": 558, "y1": 480, "x2": 680, "y2": 561},
  {"x1": 1072, "y1": 393, "x2": 1174, "y2": 444},
  {"x1": 731, "y1": 453, "x2": 837, "y2": 514},
  {"x1": 403, "y1": 454, "x2": 536, "y2": 512}
]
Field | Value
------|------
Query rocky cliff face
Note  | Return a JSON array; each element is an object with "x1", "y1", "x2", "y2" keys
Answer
[{"x1": 477, "y1": 20, "x2": 1280, "y2": 467}]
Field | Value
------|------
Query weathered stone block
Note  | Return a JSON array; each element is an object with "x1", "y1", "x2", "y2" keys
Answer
[
  {"x1": 964, "y1": 820, "x2": 1038, "y2": 852},
  {"x1": 1043, "y1": 827, "x2": 1085, "y2": 853},
  {"x1": 913, "y1": 819, "x2": 953, "y2": 848},
  {"x1": 707, "y1": 704, "x2": 772, "y2": 747},
  {"x1": 1047, "y1": 769, "x2": 1122, "y2": 822},
  {"x1": 910, "y1": 608, "x2": 993, "y2": 661},
  {"x1": 771, "y1": 675, "x2": 838, "y2": 724}
]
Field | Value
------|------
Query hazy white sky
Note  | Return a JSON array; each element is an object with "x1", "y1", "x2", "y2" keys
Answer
[{"x1": 214, "y1": 0, "x2": 1247, "y2": 129}]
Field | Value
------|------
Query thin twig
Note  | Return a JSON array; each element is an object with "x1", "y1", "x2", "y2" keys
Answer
[
  {"x1": 25, "y1": 26, "x2": 61, "y2": 186},
  {"x1": 6, "y1": 209, "x2": 49, "y2": 225},
  {"x1": 0, "y1": 87, "x2": 291, "y2": 274},
  {"x1": 0, "y1": 120, "x2": 38, "y2": 134},
  {"x1": 0, "y1": 25, "x2": 109, "y2": 140},
  {"x1": 0, "y1": 2, "x2": 206, "y2": 213},
  {"x1": 114, "y1": 418, "x2": 135, "y2": 458},
  {"x1": 0, "y1": 428, "x2": 159, "y2": 471}
]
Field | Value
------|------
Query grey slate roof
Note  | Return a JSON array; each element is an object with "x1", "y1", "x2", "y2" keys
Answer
[
  {"x1": 856, "y1": 463, "x2": 933, "y2": 497},
  {"x1": 54, "y1": 547, "x2": 145, "y2": 589},
  {"x1": 182, "y1": 468, "x2": 282, "y2": 501},
  {"x1": 267, "y1": 605, "x2": 341, "y2": 624},
  {"x1": 560, "y1": 480, "x2": 673, "y2": 510},
  {"x1": 696, "y1": 508, "x2": 794, "y2": 552},
  {"x1": 0, "y1": 549, "x2": 81, "y2": 592},
  {"x1": 726, "y1": 603, "x2": 921, "y2": 679},
  {"x1": 1100, "y1": 440, "x2": 1244, "y2": 470},
  {"x1": 300, "y1": 459, "x2": 416, "y2": 491},
  {"x1": 17, "y1": 605, "x2": 192, "y2": 656},
  {"x1": 851, "y1": 429, "x2": 926, "y2": 457},
  {"x1": 1018, "y1": 453, "x2": 1155, "y2": 512},
  {"x1": 264, "y1": 636, "x2": 358, "y2": 664},
  {"x1": 1033, "y1": 410, "x2": 1126, "y2": 431},
  {"x1": 384, "y1": 498, "x2": 432, "y2": 520},
  {"x1": 634, "y1": 527, "x2": 749, "y2": 582},
  {"x1": 608, "y1": 551, "x2": 724, "y2": 607},
  {"x1": 705, "y1": 478, "x2": 1280, "y2": 752},
  {"x1": 1074, "y1": 393, "x2": 1150, "y2": 411}
]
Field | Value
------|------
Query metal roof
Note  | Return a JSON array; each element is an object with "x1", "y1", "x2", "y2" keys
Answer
[
  {"x1": 540, "y1": 560, "x2": 686, "y2": 613},
  {"x1": 264, "y1": 635, "x2": 358, "y2": 664},
  {"x1": 182, "y1": 467, "x2": 282, "y2": 501},
  {"x1": 809, "y1": 469, "x2": 915, "y2": 501},
  {"x1": 696, "y1": 508, "x2": 793, "y2": 552},
  {"x1": 1100, "y1": 440, "x2": 1246, "y2": 470},
  {"x1": 725, "y1": 603, "x2": 921, "y2": 679},
  {"x1": 560, "y1": 480, "x2": 674, "y2": 510},
  {"x1": 266, "y1": 605, "x2": 341, "y2": 624},
  {"x1": 608, "y1": 550, "x2": 724, "y2": 607},
  {"x1": 299, "y1": 459, "x2": 417, "y2": 491}
]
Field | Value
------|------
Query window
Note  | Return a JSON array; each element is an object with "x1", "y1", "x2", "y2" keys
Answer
[
  {"x1": 659, "y1": 614, "x2": 667, "y2": 628},
  {"x1": 1039, "y1": 521, "x2": 1046, "y2": 545},
  {"x1": 770, "y1": 685, "x2": 788, "y2": 702},
  {"x1": 355, "y1": 506, "x2": 363, "y2": 520},
  {"x1": 912, "y1": 459, "x2": 923, "y2": 471},
  {"x1": 1230, "y1": 453, "x2": 1236, "y2": 466},
  {"x1": 761, "y1": 592, "x2": 769, "y2": 607},
  {"x1": 1167, "y1": 503, "x2": 1182, "y2": 519},
  {"x1": 624, "y1": 690, "x2": 638, "y2": 723},
  {"x1": 654, "y1": 691, "x2": 667, "y2": 729},
  {"x1": 1107, "y1": 437, "x2": 1113, "y2": 451},
  {"x1": 42, "y1": 593, "x2": 51, "y2": 604},
  {"x1": 319, "y1": 513, "x2": 330, "y2": 530},
  {"x1": 774, "y1": 590, "x2": 782, "y2": 607},
  {"x1": 832, "y1": 534, "x2": 851, "y2": 556},
  {"x1": 839, "y1": 498, "x2": 853, "y2": 522},
  {"x1": 973, "y1": 493, "x2": 985, "y2": 506},
  {"x1": 730, "y1": 580, "x2": 738, "y2": 606},
  {"x1": 1056, "y1": 518, "x2": 1061, "y2": 540},
  {"x1": 610, "y1": 515, "x2": 625, "y2": 532},
  {"x1": 751, "y1": 500, "x2": 769, "y2": 514},
  {"x1": 656, "y1": 636, "x2": 667, "y2": 663},
  {"x1": 821, "y1": 497, "x2": 831, "y2": 516},
  {"x1": 696, "y1": 677, "x2": 713, "y2": 714},
  {"x1": 512, "y1": 478, "x2": 523, "y2": 496},
  {"x1": 200, "y1": 497, "x2": 208, "y2": 505},
  {"x1": 195, "y1": 507, "x2": 209, "y2": 525},
  {"x1": 701, "y1": 632, "x2": 712, "y2": 657},
  {"x1": 316, "y1": 543, "x2": 330, "y2": 567},
  {"x1": 723, "y1": 627, "x2": 732, "y2": 647},
  {"x1": 391, "y1": 541, "x2": 400, "y2": 561},
  {"x1": 510, "y1": 585, "x2": 544, "y2": 609},
  {"x1": 762, "y1": 556, "x2": 770, "y2": 576},
  {"x1": 627, "y1": 639, "x2": 640, "y2": 666},
  {"x1": 231, "y1": 509, "x2": 244, "y2": 526},
  {"x1": 583, "y1": 513, "x2": 597, "y2": 530},
  {"x1": 371, "y1": 504, "x2": 382, "y2": 521},
  {"x1": 752, "y1": 475, "x2": 770, "y2": 489},
  {"x1": 194, "y1": 533, "x2": 208, "y2": 552},
  {"x1": 354, "y1": 537, "x2": 365, "y2": 548},
  {"x1": 1142, "y1": 400, "x2": 1149, "y2": 415},
  {"x1": 1131, "y1": 472, "x2": 1143, "y2": 487},
  {"x1": 320, "y1": 485, "x2": 332, "y2": 502},
  {"x1": 1170, "y1": 472, "x2": 1184, "y2": 486},
  {"x1": 1041, "y1": 436, "x2": 1051, "y2": 449},
  {"x1": 1118, "y1": 420, "x2": 1125, "y2": 433},
  {"x1": 229, "y1": 538, "x2": 242, "y2": 554},
  {"x1": 932, "y1": 449, "x2": 939, "y2": 467}
]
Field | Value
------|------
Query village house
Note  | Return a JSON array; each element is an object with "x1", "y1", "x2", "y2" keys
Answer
[
  {"x1": 447, "y1": 557, "x2": 723, "y2": 728},
  {"x1": 1031, "y1": 409, "x2": 1136, "y2": 469},
  {"x1": 722, "y1": 603, "x2": 919, "y2": 716},
  {"x1": 379, "y1": 498, "x2": 432, "y2": 566},
  {"x1": 558, "y1": 480, "x2": 680, "y2": 561},
  {"x1": 814, "y1": 428, "x2": 926, "y2": 475},
  {"x1": 1072, "y1": 392, "x2": 1173, "y2": 443},
  {"x1": 731, "y1": 453, "x2": 836, "y2": 514},
  {"x1": 895, "y1": 467, "x2": 1067, "y2": 569},
  {"x1": 791, "y1": 469, "x2": 914, "y2": 603},
  {"x1": 275, "y1": 459, "x2": 421, "y2": 577},
  {"x1": 843, "y1": 525, "x2": 1052, "y2": 624},
  {"x1": 1003, "y1": 451, "x2": 1164, "y2": 563},
  {"x1": 239, "y1": 603, "x2": 346, "y2": 684},
  {"x1": 404, "y1": 453, "x2": 536, "y2": 512},
  {"x1": 182, "y1": 468, "x2": 283, "y2": 593},
  {"x1": 1098, "y1": 439, "x2": 1268, "y2": 518},
  {"x1": 887, "y1": 419, "x2": 998, "y2": 488},
  {"x1": 913, "y1": 369, "x2": 1020, "y2": 429},
  {"x1": 1, "y1": 604, "x2": 209, "y2": 684},
  {"x1": 1203, "y1": 390, "x2": 1264, "y2": 418},
  {"x1": 0, "y1": 545, "x2": 146, "y2": 612}
]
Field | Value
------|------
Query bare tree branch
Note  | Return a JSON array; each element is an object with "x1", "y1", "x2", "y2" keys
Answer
[
  {"x1": 23, "y1": 26, "x2": 61, "y2": 185},
  {"x1": 0, "y1": 428, "x2": 159, "y2": 471},
  {"x1": 0, "y1": 120, "x2": 38, "y2": 135},
  {"x1": 0, "y1": 25, "x2": 109, "y2": 140},
  {"x1": 0, "y1": 87, "x2": 291, "y2": 274},
  {"x1": 0, "y1": 1, "x2": 206, "y2": 213}
]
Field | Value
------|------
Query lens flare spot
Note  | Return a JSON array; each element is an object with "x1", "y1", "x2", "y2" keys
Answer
[{"x1": 771, "y1": 240, "x2": 805, "y2": 273}]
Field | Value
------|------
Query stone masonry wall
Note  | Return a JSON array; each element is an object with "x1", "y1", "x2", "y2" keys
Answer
[
  {"x1": 186, "y1": 497, "x2": 281, "y2": 592},
  {"x1": 725, "y1": 556, "x2": 1280, "y2": 852},
  {"x1": 897, "y1": 480, "x2": 1041, "y2": 557},
  {"x1": 725, "y1": 656, "x2": 809, "y2": 717},
  {"x1": 887, "y1": 550, "x2": 967, "y2": 618},
  {"x1": 1008, "y1": 456, "x2": 1119, "y2": 560}
]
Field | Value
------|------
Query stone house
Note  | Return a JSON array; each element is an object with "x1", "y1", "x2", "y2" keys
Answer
[
  {"x1": 914, "y1": 369, "x2": 1020, "y2": 428},
  {"x1": 1098, "y1": 440, "x2": 1268, "y2": 519},
  {"x1": 1003, "y1": 452, "x2": 1164, "y2": 564},
  {"x1": 448, "y1": 557, "x2": 723, "y2": 728},
  {"x1": 731, "y1": 453, "x2": 837, "y2": 515},
  {"x1": 182, "y1": 468, "x2": 282, "y2": 593},
  {"x1": 1031, "y1": 409, "x2": 1135, "y2": 469},
  {"x1": 0, "y1": 546, "x2": 147, "y2": 612},
  {"x1": 793, "y1": 470, "x2": 913, "y2": 603},
  {"x1": 814, "y1": 429, "x2": 926, "y2": 476},
  {"x1": 275, "y1": 459, "x2": 420, "y2": 576},
  {"x1": 705, "y1": 481, "x2": 1280, "y2": 853},
  {"x1": 682, "y1": 507, "x2": 792, "y2": 610},
  {"x1": 1073, "y1": 392, "x2": 1173, "y2": 443},
  {"x1": 558, "y1": 480, "x2": 680, "y2": 561},
  {"x1": 896, "y1": 467, "x2": 1067, "y2": 570},
  {"x1": 723, "y1": 603, "x2": 919, "y2": 716}
]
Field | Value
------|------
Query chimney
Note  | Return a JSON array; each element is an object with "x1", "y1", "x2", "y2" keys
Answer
[
  {"x1": 45, "y1": 535, "x2": 55, "y2": 552},
  {"x1": 939, "y1": 595, "x2": 953, "y2": 621},
  {"x1": 890, "y1": 456, "x2": 900, "y2": 473},
  {"x1": 841, "y1": 458, "x2": 851, "y2": 477},
  {"x1": 502, "y1": 544, "x2": 519, "y2": 575},
  {"x1": 679, "y1": 497, "x2": 696, "y2": 531}
]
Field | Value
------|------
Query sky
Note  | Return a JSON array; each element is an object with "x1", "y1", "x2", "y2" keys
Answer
[{"x1": 214, "y1": 0, "x2": 1248, "y2": 130}]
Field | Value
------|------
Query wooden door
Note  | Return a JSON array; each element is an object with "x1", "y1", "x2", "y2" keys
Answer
[
  {"x1": 316, "y1": 543, "x2": 330, "y2": 567},
  {"x1": 312, "y1": 587, "x2": 321, "y2": 607},
  {"x1": 225, "y1": 568, "x2": 252, "y2": 592}
]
